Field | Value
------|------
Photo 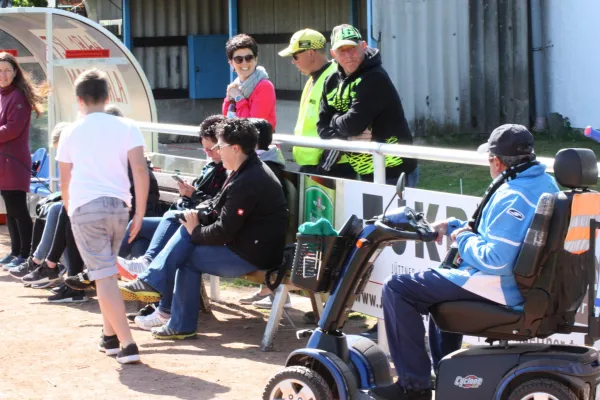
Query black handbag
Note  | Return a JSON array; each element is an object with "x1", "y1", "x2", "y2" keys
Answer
[{"x1": 35, "y1": 192, "x2": 62, "y2": 219}]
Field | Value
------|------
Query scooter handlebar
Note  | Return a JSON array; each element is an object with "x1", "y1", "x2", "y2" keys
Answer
[
  {"x1": 374, "y1": 220, "x2": 439, "y2": 242},
  {"x1": 584, "y1": 126, "x2": 600, "y2": 143}
]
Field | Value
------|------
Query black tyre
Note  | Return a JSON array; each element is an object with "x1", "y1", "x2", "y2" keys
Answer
[
  {"x1": 263, "y1": 366, "x2": 334, "y2": 400},
  {"x1": 508, "y1": 378, "x2": 578, "y2": 400}
]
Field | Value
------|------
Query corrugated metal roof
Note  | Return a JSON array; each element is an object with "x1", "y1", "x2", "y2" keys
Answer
[{"x1": 374, "y1": 0, "x2": 530, "y2": 136}]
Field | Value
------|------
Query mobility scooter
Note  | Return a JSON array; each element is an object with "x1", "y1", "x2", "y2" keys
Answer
[{"x1": 263, "y1": 148, "x2": 600, "y2": 400}]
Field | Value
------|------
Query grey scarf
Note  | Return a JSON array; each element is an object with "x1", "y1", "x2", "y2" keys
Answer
[{"x1": 235, "y1": 66, "x2": 269, "y2": 99}]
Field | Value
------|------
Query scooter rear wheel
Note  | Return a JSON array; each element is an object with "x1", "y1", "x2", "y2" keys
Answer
[
  {"x1": 263, "y1": 365, "x2": 333, "y2": 400},
  {"x1": 508, "y1": 378, "x2": 578, "y2": 400}
]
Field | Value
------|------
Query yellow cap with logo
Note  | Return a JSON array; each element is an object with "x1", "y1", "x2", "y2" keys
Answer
[{"x1": 278, "y1": 29, "x2": 326, "y2": 57}]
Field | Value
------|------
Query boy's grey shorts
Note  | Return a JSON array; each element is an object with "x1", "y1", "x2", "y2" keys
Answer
[{"x1": 70, "y1": 197, "x2": 129, "y2": 281}]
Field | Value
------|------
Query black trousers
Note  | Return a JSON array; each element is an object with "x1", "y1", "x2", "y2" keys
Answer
[
  {"x1": 46, "y1": 206, "x2": 84, "y2": 277},
  {"x1": 1, "y1": 190, "x2": 33, "y2": 258}
]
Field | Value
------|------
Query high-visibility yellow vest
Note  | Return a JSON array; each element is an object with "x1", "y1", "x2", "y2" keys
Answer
[
  {"x1": 564, "y1": 193, "x2": 600, "y2": 254},
  {"x1": 293, "y1": 62, "x2": 347, "y2": 166}
]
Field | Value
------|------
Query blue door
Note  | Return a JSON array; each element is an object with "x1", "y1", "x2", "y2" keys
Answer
[{"x1": 188, "y1": 34, "x2": 230, "y2": 99}]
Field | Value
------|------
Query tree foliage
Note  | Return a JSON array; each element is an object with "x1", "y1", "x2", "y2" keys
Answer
[{"x1": 9, "y1": 0, "x2": 48, "y2": 6}]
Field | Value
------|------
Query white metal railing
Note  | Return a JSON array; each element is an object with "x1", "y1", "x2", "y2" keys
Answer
[{"x1": 137, "y1": 121, "x2": 600, "y2": 184}]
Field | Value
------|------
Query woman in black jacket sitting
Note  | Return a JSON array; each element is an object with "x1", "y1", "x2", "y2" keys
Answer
[{"x1": 119, "y1": 118, "x2": 288, "y2": 338}]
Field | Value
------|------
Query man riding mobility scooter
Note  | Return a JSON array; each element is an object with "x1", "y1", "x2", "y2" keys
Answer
[{"x1": 263, "y1": 147, "x2": 600, "y2": 400}]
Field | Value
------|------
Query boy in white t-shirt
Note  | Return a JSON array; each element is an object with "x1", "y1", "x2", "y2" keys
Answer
[{"x1": 56, "y1": 69, "x2": 149, "y2": 364}]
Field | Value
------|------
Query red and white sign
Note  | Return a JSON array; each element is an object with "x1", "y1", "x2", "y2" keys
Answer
[
  {"x1": 30, "y1": 28, "x2": 131, "y2": 113},
  {"x1": 0, "y1": 49, "x2": 18, "y2": 57},
  {"x1": 65, "y1": 49, "x2": 110, "y2": 59}
]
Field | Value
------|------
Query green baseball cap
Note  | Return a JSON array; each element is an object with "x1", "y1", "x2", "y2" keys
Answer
[
  {"x1": 330, "y1": 24, "x2": 363, "y2": 50},
  {"x1": 279, "y1": 29, "x2": 326, "y2": 57}
]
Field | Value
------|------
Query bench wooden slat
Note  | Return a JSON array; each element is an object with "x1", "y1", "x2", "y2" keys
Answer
[{"x1": 240, "y1": 270, "x2": 300, "y2": 290}]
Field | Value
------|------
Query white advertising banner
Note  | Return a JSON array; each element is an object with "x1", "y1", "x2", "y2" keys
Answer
[{"x1": 343, "y1": 180, "x2": 600, "y2": 346}]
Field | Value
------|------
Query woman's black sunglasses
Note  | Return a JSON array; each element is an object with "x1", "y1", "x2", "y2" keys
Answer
[{"x1": 232, "y1": 54, "x2": 255, "y2": 64}]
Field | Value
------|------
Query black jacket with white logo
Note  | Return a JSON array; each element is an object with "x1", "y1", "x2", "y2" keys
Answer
[{"x1": 190, "y1": 151, "x2": 288, "y2": 269}]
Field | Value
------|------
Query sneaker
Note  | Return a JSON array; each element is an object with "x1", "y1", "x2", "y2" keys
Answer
[
  {"x1": 239, "y1": 290, "x2": 270, "y2": 305},
  {"x1": 151, "y1": 324, "x2": 196, "y2": 340},
  {"x1": 64, "y1": 271, "x2": 95, "y2": 291},
  {"x1": 21, "y1": 262, "x2": 60, "y2": 285},
  {"x1": 119, "y1": 279, "x2": 161, "y2": 303},
  {"x1": 4, "y1": 256, "x2": 24, "y2": 271},
  {"x1": 116, "y1": 343, "x2": 141, "y2": 364},
  {"x1": 117, "y1": 265, "x2": 135, "y2": 281},
  {"x1": 1, "y1": 254, "x2": 17, "y2": 270},
  {"x1": 57, "y1": 263, "x2": 67, "y2": 276},
  {"x1": 9, "y1": 257, "x2": 38, "y2": 279},
  {"x1": 369, "y1": 384, "x2": 432, "y2": 400},
  {"x1": 50, "y1": 284, "x2": 63, "y2": 294},
  {"x1": 117, "y1": 256, "x2": 150, "y2": 280},
  {"x1": 252, "y1": 294, "x2": 292, "y2": 310},
  {"x1": 47, "y1": 284, "x2": 88, "y2": 303},
  {"x1": 134, "y1": 308, "x2": 169, "y2": 331},
  {"x1": 98, "y1": 334, "x2": 120, "y2": 356},
  {"x1": 30, "y1": 280, "x2": 60, "y2": 289},
  {"x1": 127, "y1": 303, "x2": 157, "y2": 322}
]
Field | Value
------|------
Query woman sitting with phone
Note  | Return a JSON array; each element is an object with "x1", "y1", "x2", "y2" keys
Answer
[
  {"x1": 119, "y1": 118, "x2": 288, "y2": 338},
  {"x1": 171, "y1": 116, "x2": 227, "y2": 211},
  {"x1": 118, "y1": 115, "x2": 228, "y2": 278}
]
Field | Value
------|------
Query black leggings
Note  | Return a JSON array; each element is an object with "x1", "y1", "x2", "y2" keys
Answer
[
  {"x1": 30, "y1": 217, "x2": 46, "y2": 256},
  {"x1": 1, "y1": 190, "x2": 33, "y2": 258},
  {"x1": 47, "y1": 206, "x2": 84, "y2": 276}
]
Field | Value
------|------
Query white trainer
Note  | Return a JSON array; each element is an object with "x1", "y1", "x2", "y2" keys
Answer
[
  {"x1": 118, "y1": 256, "x2": 151, "y2": 276},
  {"x1": 134, "y1": 308, "x2": 169, "y2": 331},
  {"x1": 253, "y1": 294, "x2": 292, "y2": 310}
]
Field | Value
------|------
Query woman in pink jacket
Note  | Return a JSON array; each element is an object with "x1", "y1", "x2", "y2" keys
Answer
[
  {"x1": 0, "y1": 52, "x2": 45, "y2": 267},
  {"x1": 222, "y1": 34, "x2": 277, "y2": 130}
]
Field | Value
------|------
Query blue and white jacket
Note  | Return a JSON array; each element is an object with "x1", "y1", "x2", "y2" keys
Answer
[{"x1": 435, "y1": 163, "x2": 559, "y2": 306}]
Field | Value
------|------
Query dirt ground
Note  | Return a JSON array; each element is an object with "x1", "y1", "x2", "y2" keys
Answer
[{"x1": 0, "y1": 226, "x2": 371, "y2": 400}]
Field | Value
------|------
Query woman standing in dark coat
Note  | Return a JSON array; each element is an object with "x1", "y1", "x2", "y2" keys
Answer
[{"x1": 0, "y1": 52, "x2": 45, "y2": 266}]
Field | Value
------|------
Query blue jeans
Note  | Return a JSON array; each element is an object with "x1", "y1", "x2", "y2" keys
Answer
[
  {"x1": 119, "y1": 210, "x2": 181, "y2": 260},
  {"x1": 386, "y1": 165, "x2": 420, "y2": 188},
  {"x1": 33, "y1": 201, "x2": 63, "y2": 260},
  {"x1": 382, "y1": 269, "x2": 493, "y2": 390},
  {"x1": 139, "y1": 226, "x2": 257, "y2": 332}
]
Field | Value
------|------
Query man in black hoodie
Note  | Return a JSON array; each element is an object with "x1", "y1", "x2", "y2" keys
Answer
[{"x1": 317, "y1": 24, "x2": 419, "y2": 186}]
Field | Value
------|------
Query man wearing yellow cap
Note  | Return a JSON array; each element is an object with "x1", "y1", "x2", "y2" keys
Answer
[{"x1": 279, "y1": 29, "x2": 356, "y2": 179}]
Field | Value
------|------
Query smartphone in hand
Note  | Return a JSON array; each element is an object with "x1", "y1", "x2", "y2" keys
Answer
[{"x1": 172, "y1": 175, "x2": 184, "y2": 184}]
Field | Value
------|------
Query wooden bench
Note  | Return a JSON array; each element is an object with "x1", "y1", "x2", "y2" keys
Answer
[{"x1": 201, "y1": 269, "x2": 323, "y2": 352}]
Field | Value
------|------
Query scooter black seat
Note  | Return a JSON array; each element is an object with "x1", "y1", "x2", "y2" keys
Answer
[{"x1": 430, "y1": 301, "x2": 522, "y2": 334}]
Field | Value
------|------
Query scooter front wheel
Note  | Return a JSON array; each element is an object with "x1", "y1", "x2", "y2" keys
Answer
[
  {"x1": 508, "y1": 378, "x2": 578, "y2": 400},
  {"x1": 263, "y1": 365, "x2": 334, "y2": 400}
]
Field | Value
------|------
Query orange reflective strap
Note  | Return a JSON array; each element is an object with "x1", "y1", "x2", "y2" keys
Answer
[{"x1": 564, "y1": 193, "x2": 600, "y2": 254}]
